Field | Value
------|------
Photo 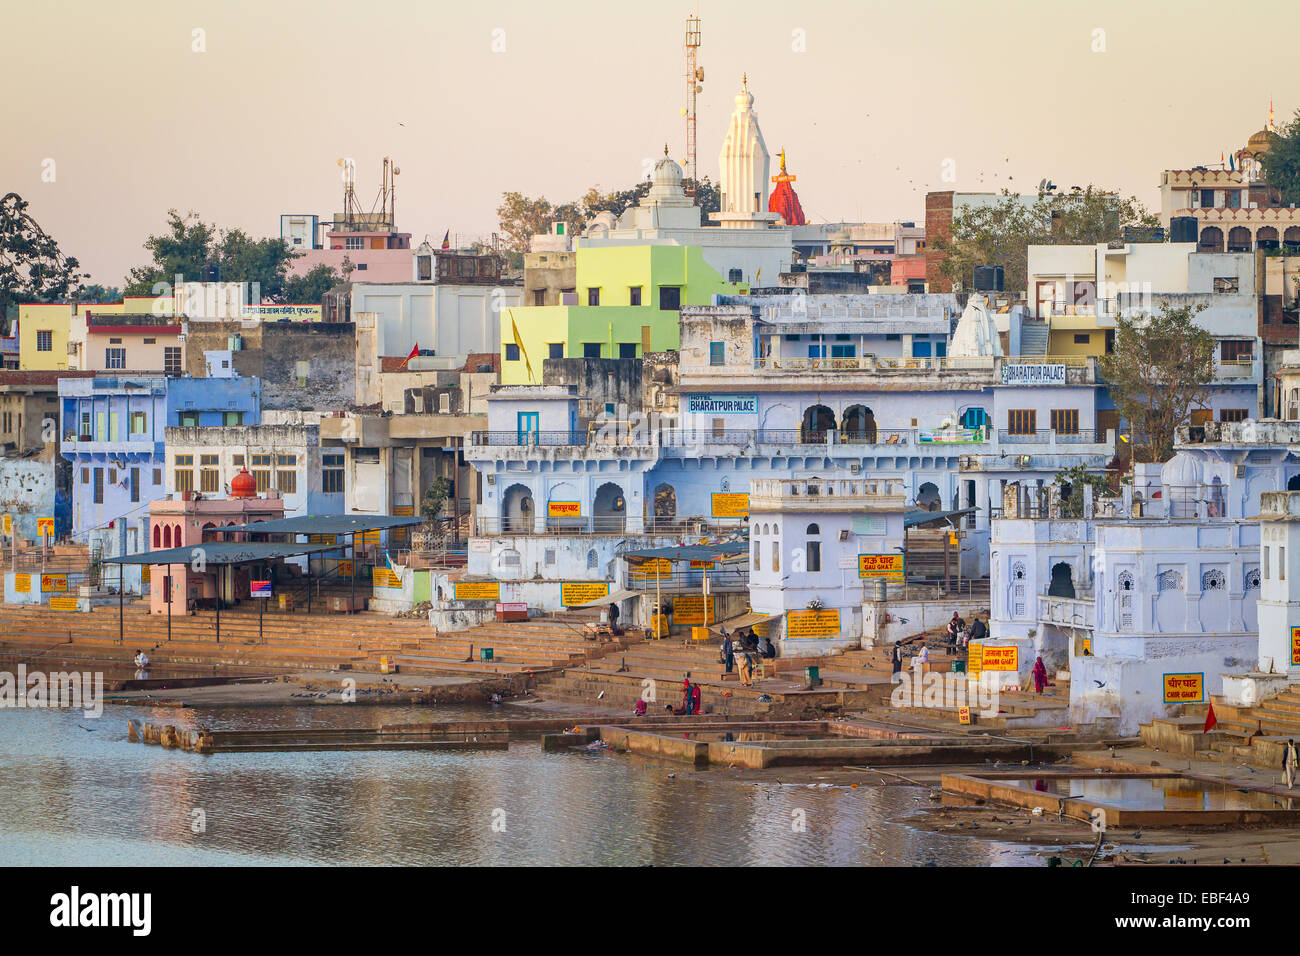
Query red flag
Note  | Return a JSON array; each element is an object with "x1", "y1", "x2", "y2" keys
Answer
[
  {"x1": 399, "y1": 343, "x2": 419, "y2": 369},
  {"x1": 1203, "y1": 700, "x2": 1218, "y2": 734}
]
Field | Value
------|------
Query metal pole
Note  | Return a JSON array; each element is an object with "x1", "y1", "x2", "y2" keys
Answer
[
  {"x1": 215, "y1": 566, "x2": 221, "y2": 643},
  {"x1": 118, "y1": 562, "x2": 124, "y2": 644},
  {"x1": 166, "y1": 564, "x2": 171, "y2": 642},
  {"x1": 453, "y1": 440, "x2": 461, "y2": 546},
  {"x1": 259, "y1": 572, "x2": 264, "y2": 644},
  {"x1": 307, "y1": 552, "x2": 312, "y2": 615},
  {"x1": 351, "y1": 532, "x2": 357, "y2": 611}
]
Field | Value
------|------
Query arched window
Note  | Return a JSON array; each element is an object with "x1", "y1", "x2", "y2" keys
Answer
[
  {"x1": 1245, "y1": 567, "x2": 1261, "y2": 590},
  {"x1": 1201, "y1": 569, "x2": 1226, "y2": 591},
  {"x1": 586, "y1": 549, "x2": 598, "y2": 570},
  {"x1": 771, "y1": 540, "x2": 780, "y2": 572},
  {"x1": 806, "y1": 523, "x2": 820, "y2": 535},
  {"x1": 1117, "y1": 570, "x2": 1135, "y2": 630},
  {"x1": 1157, "y1": 569, "x2": 1183, "y2": 592},
  {"x1": 152, "y1": 525, "x2": 161, "y2": 548}
]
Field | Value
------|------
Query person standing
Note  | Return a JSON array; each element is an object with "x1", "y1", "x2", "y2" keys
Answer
[
  {"x1": 691, "y1": 682, "x2": 702, "y2": 716},
  {"x1": 682, "y1": 674, "x2": 693, "y2": 715},
  {"x1": 1285, "y1": 739, "x2": 1299, "y2": 790},
  {"x1": 891, "y1": 641, "x2": 904, "y2": 683},
  {"x1": 721, "y1": 632, "x2": 735, "y2": 674},
  {"x1": 1032, "y1": 655, "x2": 1049, "y2": 695},
  {"x1": 607, "y1": 602, "x2": 620, "y2": 635},
  {"x1": 739, "y1": 650, "x2": 754, "y2": 687}
]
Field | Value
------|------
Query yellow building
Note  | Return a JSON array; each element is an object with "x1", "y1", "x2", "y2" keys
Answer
[{"x1": 501, "y1": 244, "x2": 744, "y2": 384}]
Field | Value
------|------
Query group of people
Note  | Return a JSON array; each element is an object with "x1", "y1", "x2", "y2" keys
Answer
[
  {"x1": 719, "y1": 628, "x2": 775, "y2": 689},
  {"x1": 944, "y1": 611, "x2": 987, "y2": 654}
]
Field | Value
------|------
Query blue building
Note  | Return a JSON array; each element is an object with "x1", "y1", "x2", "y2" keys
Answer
[{"x1": 59, "y1": 375, "x2": 263, "y2": 592}]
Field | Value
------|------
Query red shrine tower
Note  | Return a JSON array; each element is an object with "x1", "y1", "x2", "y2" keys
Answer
[{"x1": 768, "y1": 148, "x2": 806, "y2": 226}]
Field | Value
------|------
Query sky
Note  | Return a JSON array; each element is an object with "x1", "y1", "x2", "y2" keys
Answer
[{"x1": 3, "y1": 0, "x2": 1297, "y2": 286}]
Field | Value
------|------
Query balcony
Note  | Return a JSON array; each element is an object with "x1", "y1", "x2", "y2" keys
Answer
[
  {"x1": 1037, "y1": 593, "x2": 1095, "y2": 630},
  {"x1": 997, "y1": 428, "x2": 1111, "y2": 445},
  {"x1": 469, "y1": 426, "x2": 990, "y2": 451}
]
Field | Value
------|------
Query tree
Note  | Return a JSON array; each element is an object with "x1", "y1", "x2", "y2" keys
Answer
[
  {"x1": 1260, "y1": 109, "x2": 1300, "y2": 207},
  {"x1": 74, "y1": 284, "x2": 123, "y2": 303},
  {"x1": 421, "y1": 476, "x2": 454, "y2": 521},
  {"x1": 1052, "y1": 464, "x2": 1116, "y2": 517},
  {"x1": 1099, "y1": 305, "x2": 1216, "y2": 464},
  {"x1": 932, "y1": 186, "x2": 1160, "y2": 294},
  {"x1": 281, "y1": 264, "x2": 340, "y2": 304},
  {"x1": 124, "y1": 210, "x2": 299, "y2": 300},
  {"x1": 0, "y1": 193, "x2": 89, "y2": 328}
]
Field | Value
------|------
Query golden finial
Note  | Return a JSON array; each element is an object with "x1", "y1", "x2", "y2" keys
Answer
[
  {"x1": 742, "y1": 72, "x2": 748, "y2": 90},
  {"x1": 664, "y1": 143, "x2": 669, "y2": 156},
  {"x1": 779, "y1": 148, "x2": 787, "y2": 175}
]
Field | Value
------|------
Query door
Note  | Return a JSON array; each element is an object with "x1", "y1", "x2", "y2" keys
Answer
[{"x1": 517, "y1": 411, "x2": 540, "y2": 445}]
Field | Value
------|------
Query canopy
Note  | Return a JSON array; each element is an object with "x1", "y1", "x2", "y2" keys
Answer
[
  {"x1": 709, "y1": 610, "x2": 771, "y2": 634},
  {"x1": 904, "y1": 507, "x2": 975, "y2": 529},
  {"x1": 622, "y1": 543, "x2": 747, "y2": 563},
  {"x1": 102, "y1": 542, "x2": 339, "y2": 566},
  {"x1": 221, "y1": 514, "x2": 422, "y2": 536}
]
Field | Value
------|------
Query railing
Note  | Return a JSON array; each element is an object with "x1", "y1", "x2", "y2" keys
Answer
[
  {"x1": 749, "y1": 354, "x2": 1093, "y2": 373},
  {"x1": 1037, "y1": 594, "x2": 1095, "y2": 629},
  {"x1": 473, "y1": 516, "x2": 743, "y2": 537},
  {"x1": 471, "y1": 427, "x2": 990, "y2": 449},
  {"x1": 997, "y1": 428, "x2": 1110, "y2": 444}
]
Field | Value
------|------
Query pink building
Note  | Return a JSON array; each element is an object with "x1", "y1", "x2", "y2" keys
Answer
[
  {"x1": 147, "y1": 468, "x2": 284, "y2": 614},
  {"x1": 287, "y1": 228, "x2": 414, "y2": 284}
]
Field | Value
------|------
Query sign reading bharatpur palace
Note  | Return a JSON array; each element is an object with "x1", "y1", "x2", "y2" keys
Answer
[
  {"x1": 1000, "y1": 363, "x2": 1066, "y2": 386},
  {"x1": 687, "y1": 394, "x2": 757, "y2": 415}
]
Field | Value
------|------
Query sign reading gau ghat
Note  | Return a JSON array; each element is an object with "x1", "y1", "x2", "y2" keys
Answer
[
  {"x1": 687, "y1": 394, "x2": 757, "y2": 415},
  {"x1": 1000, "y1": 363, "x2": 1066, "y2": 386}
]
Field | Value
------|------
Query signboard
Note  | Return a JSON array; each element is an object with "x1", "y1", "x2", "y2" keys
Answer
[
  {"x1": 339, "y1": 560, "x2": 354, "y2": 577},
  {"x1": 372, "y1": 568, "x2": 402, "y2": 589},
  {"x1": 968, "y1": 643, "x2": 1018, "y2": 673},
  {"x1": 41, "y1": 574, "x2": 68, "y2": 593},
  {"x1": 687, "y1": 394, "x2": 757, "y2": 415},
  {"x1": 241, "y1": 304, "x2": 322, "y2": 322},
  {"x1": 689, "y1": 560, "x2": 715, "y2": 570},
  {"x1": 958, "y1": 706, "x2": 972, "y2": 725},
  {"x1": 250, "y1": 580, "x2": 272, "y2": 598},
  {"x1": 2, "y1": 515, "x2": 10, "y2": 535},
  {"x1": 1163, "y1": 672, "x2": 1205, "y2": 704},
  {"x1": 1000, "y1": 363, "x2": 1066, "y2": 386},
  {"x1": 548, "y1": 501, "x2": 581, "y2": 518},
  {"x1": 858, "y1": 554, "x2": 905, "y2": 580},
  {"x1": 469, "y1": 539, "x2": 491, "y2": 554},
  {"x1": 786, "y1": 609, "x2": 840, "y2": 639},
  {"x1": 36, "y1": 516, "x2": 55, "y2": 538},
  {"x1": 49, "y1": 597, "x2": 79, "y2": 611},
  {"x1": 711, "y1": 493, "x2": 749, "y2": 518},
  {"x1": 561, "y1": 582, "x2": 609, "y2": 607},
  {"x1": 1292, "y1": 626, "x2": 1300, "y2": 667},
  {"x1": 753, "y1": 619, "x2": 770, "y2": 638},
  {"x1": 631, "y1": 558, "x2": 673, "y2": 579},
  {"x1": 651, "y1": 613, "x2": 669, "y2": 637},
  {"x1": 308, "y1": 534, "x2": 337, "y2": 545},
  {"x1": 14, "y1": 573, "x2": 30, "y2": 594},
  {"x1": 674, "y1": 594, "x2": 716, "y2": 626},
  {"x1": 454, "y1": 581, "x2": 501, "y2": 601},
  {"x1": 853, "y1": 516, "x2": 887, "y2": 535}
]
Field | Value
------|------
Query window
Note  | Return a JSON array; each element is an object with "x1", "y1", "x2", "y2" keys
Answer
[
  {"x1": 532, "y1": 289, "x2": 546, "y2": 306},
  {"x1": 504, "y1": 343, "x2": 520, "y2": 362},
  {"x1": 200, "y1": 454, "x2": 220, "y2": 493},
  {"x1": 223, "y1": 411, "x2": 243, "y2": 426},
  {"x1": 1105, "y1": 330, "x2": 1115, "y2": 354},
  {"x1": 173, "y1": 455, "x2": 193, "y2": 493},
  {"x1": 806, "y1": 540, "x2": 821, "y2": 573},
  {"x1": 1073, "y1": 333, "x2": 1090, "y2": 344},
  {"x1": 1214, "y1": 277, "x2": 1240, "y2": 294},
  {"x1": 152, "y1": 468, "x2": 161, "y2": 486},
  {"x1": 1226, "y1": 191, "x2": 1241, "y2": 210},
  {"x1": 93, "y1": 467, "x2": 104, "y2": 504},
  {"x1": 1218, "y1": 408, "x2": 1249, "y2": 423},
  {"x1": 629, "y1": 286, "x2": 642, "y2": 306},
  {"x1": 1220, "y1": 340, "x2": 1253, "y2": 363},
  {"x1": 619, "y1": 343, "x2": 637, "y2": 359},
  {"x1": 277, "y1": 454, "x2": 297, "y2": 494},
  {"x1": 79, "y1": 411, "x2": 91, "y2": 438},
  {"x1": 108, "y1": 468, "x2": 116, "y2": 485},
  {"x1": 709, "y1": 341, "x2": 725, "y2": 366},
  {"x1": 105, "y1": 348, "x2": 126, "y2": 369},
  {"x1": 164, "y1": 346, "x2": 182, "y2": 376},
  {"x1": 1050, "y1": 409, "x2": 1079, "y2": 435},
  {"x1": 753, "y1": 542, "x2": 761, "y2": 572},
  {"x1": 771, "y1": 541, "x2": 780, "y2": 572},
  {"x1": 80, "y1": 468, "x2": 89, "y2": 484},
  {"x1": 830, "y1": 343, "x2": 856, "y2": 359},
  {"x1": 548, "y1": 343, "x2": 563, "y2": 359},
  {"x1": 179, "y1": 411, "x2": 199, "y2": 427},
  {"x1": 322, "y1": 453, "x2": 344, "y2": 494},
  {"x1": 36, "y1": 330, "x2": 53, "y2": 352},
  {"x1": 1282, "y1": 547, "x2": 1287, "y2": 582},
  {"x1": 728, "y1": 268, "x2": 743, "y2": 283},
  {"x1": 344, "y1": 236, "x2": 364, "y2": 249},
  {"x1": 1007, "y1": 409, "x2": 1037, "y2": 435},
  {"x1": 587, "y1": 288, "x2": 600, "y2": 306},
  {"x1": 251, "y1": 454, "x2": 271, "y2": 492},
  {"x1": 1200, "y1": 189, "x2": 1216, "y2": 208},
  {"x1": 417, "y1": 255, "x2": 433, "y2": 281},
  {"x1": 583, "y1": 342, "x2": 602, "y2": 359},
  {"x1": 1265, "y1": 546, "x2": 1271, "y2": 580},
  {"x1": 130, "y1": 411, "x2": 147, "y2": 434},
  {"x1": 659, "y1": 286, "x2": 681, "y2": 310}
]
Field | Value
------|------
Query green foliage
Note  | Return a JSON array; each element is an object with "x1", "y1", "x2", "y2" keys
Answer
[
  {"x1": 281, "y1": 263, "x2": 340, "y2": 303},
  {"x1": 0, "y1": 192, "x2": 89, "y2": 328},
  {"x1": 421, "y1": 476, "x2": 455, "y2": 521},
  {"x1": 74, "y1": 284, "x2": 123, "y2": 303},
  {"x1": 932, "y1": 186, "x2": 1160, "y2": 293},
  {"x1": 1260, "y1": 109, "x2": 1300, "y2": 206},
  {"x1": 1053, "y1": 464, "x2": 1114, "y2": 517},
  {"x1": 124, "y1": 210, "x2": 302, "y2": 301},
  {"x1": 1099, "y1": 304, "x2": 1216, "y2": 464}
]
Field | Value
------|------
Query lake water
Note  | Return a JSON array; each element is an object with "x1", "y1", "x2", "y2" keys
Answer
[{"x1": 0, "y1": 704, "x2": 1048, "y2": 866}]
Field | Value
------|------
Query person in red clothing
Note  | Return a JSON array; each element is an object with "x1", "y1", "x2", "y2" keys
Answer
[
  {"x1": 1032, "y1": 655, "x2": 1049, "y2": 695},
  {"x1": 682, "y1": 673, "x2": 693, "y2": 715},
  {"x1": 691, "y1": 683, "x2": 702, "y2": 716}
]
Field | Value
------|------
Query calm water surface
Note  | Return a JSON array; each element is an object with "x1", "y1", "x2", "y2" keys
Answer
[{"x1": 0, "y1": 704, "x2": 1048, "y2": 866}]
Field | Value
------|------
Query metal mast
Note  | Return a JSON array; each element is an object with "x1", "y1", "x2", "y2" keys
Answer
[{"x1": 685, "y1": 11, "x2": 702, "y2": 188}]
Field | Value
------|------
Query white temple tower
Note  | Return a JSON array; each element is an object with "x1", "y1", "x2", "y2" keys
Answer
[{"x1": 712, "y1": 75, "x2": 779, "y2": 229}]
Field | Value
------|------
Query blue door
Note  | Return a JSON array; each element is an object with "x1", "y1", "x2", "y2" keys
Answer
[
  {"x1": 517, "y1": 411, "x2": 539, "y2": 445},
  {"x1": 912, "y1": 339, "x2": 932, "y2": 358}
]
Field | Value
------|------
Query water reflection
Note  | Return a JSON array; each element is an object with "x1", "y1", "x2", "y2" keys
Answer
[{"x1": 1, "y1": 707, "x2": 1044, "y2": 866}]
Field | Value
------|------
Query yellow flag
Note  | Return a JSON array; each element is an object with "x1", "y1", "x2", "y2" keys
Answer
[{"x1": 509, "y1": 312, "x2": 534, "y2": 382}]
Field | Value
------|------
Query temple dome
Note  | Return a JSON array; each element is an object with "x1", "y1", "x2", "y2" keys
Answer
[
  {"x1": 1246, "y1": 128, "x2": 1272, "y2": 153},
  {"x1": 1161, "y1": 452, "x2": 1204, "y2": 490}
]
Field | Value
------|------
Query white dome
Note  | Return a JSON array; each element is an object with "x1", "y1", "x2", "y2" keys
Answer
[{"x1": 1161, "y1": 452, "x2": 1204, "y2": 489}]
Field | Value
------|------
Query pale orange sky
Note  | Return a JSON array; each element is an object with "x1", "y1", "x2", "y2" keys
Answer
[{"x1": 3, "y1": 0, "x2": 1296, "y2": 285}]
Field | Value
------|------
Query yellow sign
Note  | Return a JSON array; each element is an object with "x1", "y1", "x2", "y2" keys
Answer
[
  {"x1": 2, "y1": 515, "x2": 10, "y2": 535},
  {"x1": 1292, "y1": 627, "x2": 1300, "y2": 667},
  {"x1": 372, "y1": 568, "x2": 402, "y2": 589},
  {"x1": 958, "y1": 706, "x2": 972, "y2": 725},
  {"x1": 689, "y1": 560, "x2": 715, "y2": 569},
  {"x1": 711, "y1": 493, "x2": 749, "y2": 518},
  {"x1": 49, "y1": 597, "x2": 78, "y2": 611},
  {"x1": 454, "y1": 581, "x2": 500, "y2": 601},
  {"x1": 36, "y1": 517, "x2": 55, "y2": 538},
  {"x1": 674, "y1": 594, "x2": 716, "y2": 626},
  {"x1": 14, "y1": 573, "x2": 30, "y2": 594},
  {"x1": 967, "y1": 643, "x2": 1017, "y2": 672},
  {"x1": 631, "y1": 558, "x2": 673, "y2": 579},
  {"x1": 1163, "y1": 673, "x2": 1205, "y2": 704},
  {"x1": 857, "y1": 554, "x2": 906, "y2": 579},
  {"x1": 339, "y1": 560, "x2": 354, "y2": 577},
  {"x1": 308, "y1": 533, "x2": 337, "y2": 545},
  {"x1": 548, "y1": 501, "x2": 581, "y2": 518},
  {"x1": 753, "y1": 619, "x2": 770, "y2": 638},
  {"x1": 786, "y1": 609, "x2": 840, "y2": 639},
  {"x1": 41, "y1": 574, "x2": 68, "y2": 592},
  {"x1": 651, "y1": 613, "x2": 669, "y2": 637},
  {"x1": 561, "y1": 582, "x2": 609, "y2": 606},
  {"x1": 142, "y1": 565, "x2": 150, "y2": 584}
]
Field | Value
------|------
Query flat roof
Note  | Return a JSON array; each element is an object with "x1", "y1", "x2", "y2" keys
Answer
[
  {"x1": 623, "y1": 543, "x2": 747, "y2": 563},
  {"x1": 103, "y1": 542, "x2": 338, "y2": 566},
  {"x1": 905, "y1": 507, "x2": 976, "y2": 528},
  {"x1": 222, "y1": 514, "x2": 423, "y2": 535}
]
